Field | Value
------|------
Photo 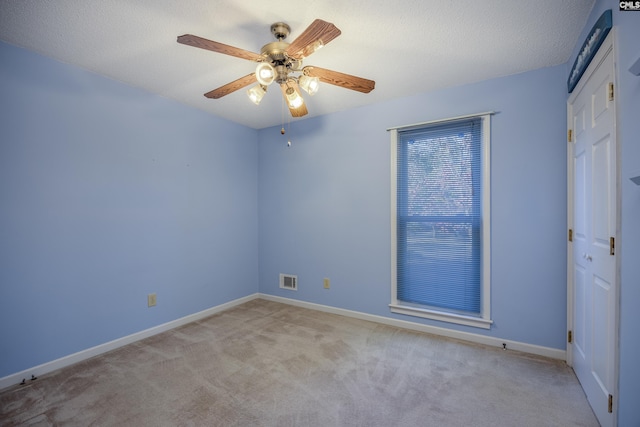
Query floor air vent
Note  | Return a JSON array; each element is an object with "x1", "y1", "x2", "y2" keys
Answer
[{"x1": 279, "y1": 273, "x2": 298, "y2": 291}]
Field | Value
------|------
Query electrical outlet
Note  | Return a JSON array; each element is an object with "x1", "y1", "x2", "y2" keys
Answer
[
  {"x1": 148, "y1": 293, "x2": 157, "y2": 307},
  {"x1": 323, "y1": 278, "x2": 330, "y2": 289}
]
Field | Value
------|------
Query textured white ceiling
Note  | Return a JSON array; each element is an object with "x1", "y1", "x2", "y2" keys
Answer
[{"x1": 0, "y1": 0, "x2": 594, "y2": 129}]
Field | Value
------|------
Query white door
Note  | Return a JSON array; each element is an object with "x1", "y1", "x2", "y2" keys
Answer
[{"x1": 568, "y1": 33, "x2": 617, "y2": 427}]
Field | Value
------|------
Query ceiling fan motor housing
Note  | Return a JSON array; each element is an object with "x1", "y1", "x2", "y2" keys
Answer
[
  {"x1": 270, "y1": 22, "x2": 291, "y2": 41},
  {"x1": 260, "y1": 40, "x2": 296, "y2": 84},
  {"x1": 260, "y1": 41, "x2": 288, "y2": 61}
]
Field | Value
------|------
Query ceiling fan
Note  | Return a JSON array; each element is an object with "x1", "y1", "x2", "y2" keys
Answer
[{"x1": 177, "y1": 19, "x2": 375, "y2": 118}]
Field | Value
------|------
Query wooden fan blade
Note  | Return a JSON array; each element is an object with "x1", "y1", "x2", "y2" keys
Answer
[
  {"x1": 177, "y1": 34, "x2": 263, "y2": 62},
  {"x1": 285, "y1": 19, "x2": 341, "y2": 60},
  {"x1": 205, "y1": 74, "x2": 256, "y2": 99},
  {"x1": 304, "y1": 66, "x2": 375, "y2": 93},
  {"x1": 280, "y1": 82, "x2": 308, "y2": 117}
]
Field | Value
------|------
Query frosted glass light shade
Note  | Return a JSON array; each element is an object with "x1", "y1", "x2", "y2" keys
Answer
[
  {"x1": 247, "y1": 85, "x2": 266, "y2": 105},
  {"x1": 299, "y1": 75, "x2": 320, "y2": 95},
  {"x1": 255, "y1": 63, "x2": 276, "y2": 86}
]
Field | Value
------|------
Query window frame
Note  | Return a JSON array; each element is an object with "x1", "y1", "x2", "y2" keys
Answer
[{"x1": 389, "y1": 113, "x2": 493, "y2": 329}]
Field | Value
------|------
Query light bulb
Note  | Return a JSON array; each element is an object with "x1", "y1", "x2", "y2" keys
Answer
[
  {"x1": 285, "y1": 87, "x2": 304, "y2": 109},
  {"x1": 255, "y1": 63, "x2": 276, "y2": 86}
]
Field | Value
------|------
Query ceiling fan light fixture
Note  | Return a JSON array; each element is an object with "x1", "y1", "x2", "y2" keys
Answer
[
  {"x1": 247, "y1": 84, "x2": 266, "y2": 105},
  {"x1": 285, "y1": 87, "x2": 304, "y2": 108},
  {"x1": 299, "y1": 75, "x2": 320, "y2": 95},
  {"x1": 255, "y1": 62, "x2": 276, "y2": 86},
  {"x1": 178, "y1": 19, "x2": 375, "y2": 119}
]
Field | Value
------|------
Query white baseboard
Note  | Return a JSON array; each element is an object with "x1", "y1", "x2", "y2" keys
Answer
[
  {"x1": 258, "y1": 294, "x2": 567, "y2": 361},
  {"x1": 1, "y1": 292, "x2": 565, "y2": 391},
  {"x1": 0, "y1": 293, "x2": 260, "y2": 391}
]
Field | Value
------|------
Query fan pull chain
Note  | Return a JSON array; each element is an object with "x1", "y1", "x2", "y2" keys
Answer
[
  {"x1": 281, "y1": 92, "x2": 286, "y2": 135},
  {"x1": 278, "y1": 86, "x2": 291, "y2": 147},
  {"x1": 287, "y1": 113, "x2": 292, "y2": 147}
]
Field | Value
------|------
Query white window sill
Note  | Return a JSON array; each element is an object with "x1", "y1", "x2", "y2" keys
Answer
[{"x1": 390, "y1": 304, "x2": 493, "y2": 329}]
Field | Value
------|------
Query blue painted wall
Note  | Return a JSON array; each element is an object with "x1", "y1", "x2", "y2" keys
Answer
[
  {"x1": 0, "y1": 42, "x2": 259, "y2": 378},
  {"x1": 258, "y1": 64, "x2": 569, "y2": 350},
  {"x1": 570, "y1": 3, "x2": 640, "y2": 425}
]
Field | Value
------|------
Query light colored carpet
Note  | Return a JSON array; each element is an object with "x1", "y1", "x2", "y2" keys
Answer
[{"x1": 1, "y1": 299, "x2": 598, "y2": 426}]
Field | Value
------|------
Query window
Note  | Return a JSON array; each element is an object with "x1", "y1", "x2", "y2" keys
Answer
[{"x1": 389, "y1": 113, "x2": 492, "y2": 329}]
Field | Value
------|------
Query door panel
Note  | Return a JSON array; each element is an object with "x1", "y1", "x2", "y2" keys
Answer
[
  {"x1": 568, "y1": 35, "x2": 616, "y2": 427},
  {"x1": 592, "y1": 137, "x2": 613, "y2": 246},
  {"x1": 592, "y1": 76, "x2": 609, "y2": 122},
  {"x1": 574, "y1": 149, "x2": 587, "y2": 239},
  {"x1": 574, "y1": 265, "x2": 586, "y2": 360},
  {"x1": 592, "y1": 275, "x2": 611, "y2": 389}
]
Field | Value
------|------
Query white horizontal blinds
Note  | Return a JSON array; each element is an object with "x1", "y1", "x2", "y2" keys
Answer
[{"x1": 397, "y1": 118, "x2": 482, "y2": 314}]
